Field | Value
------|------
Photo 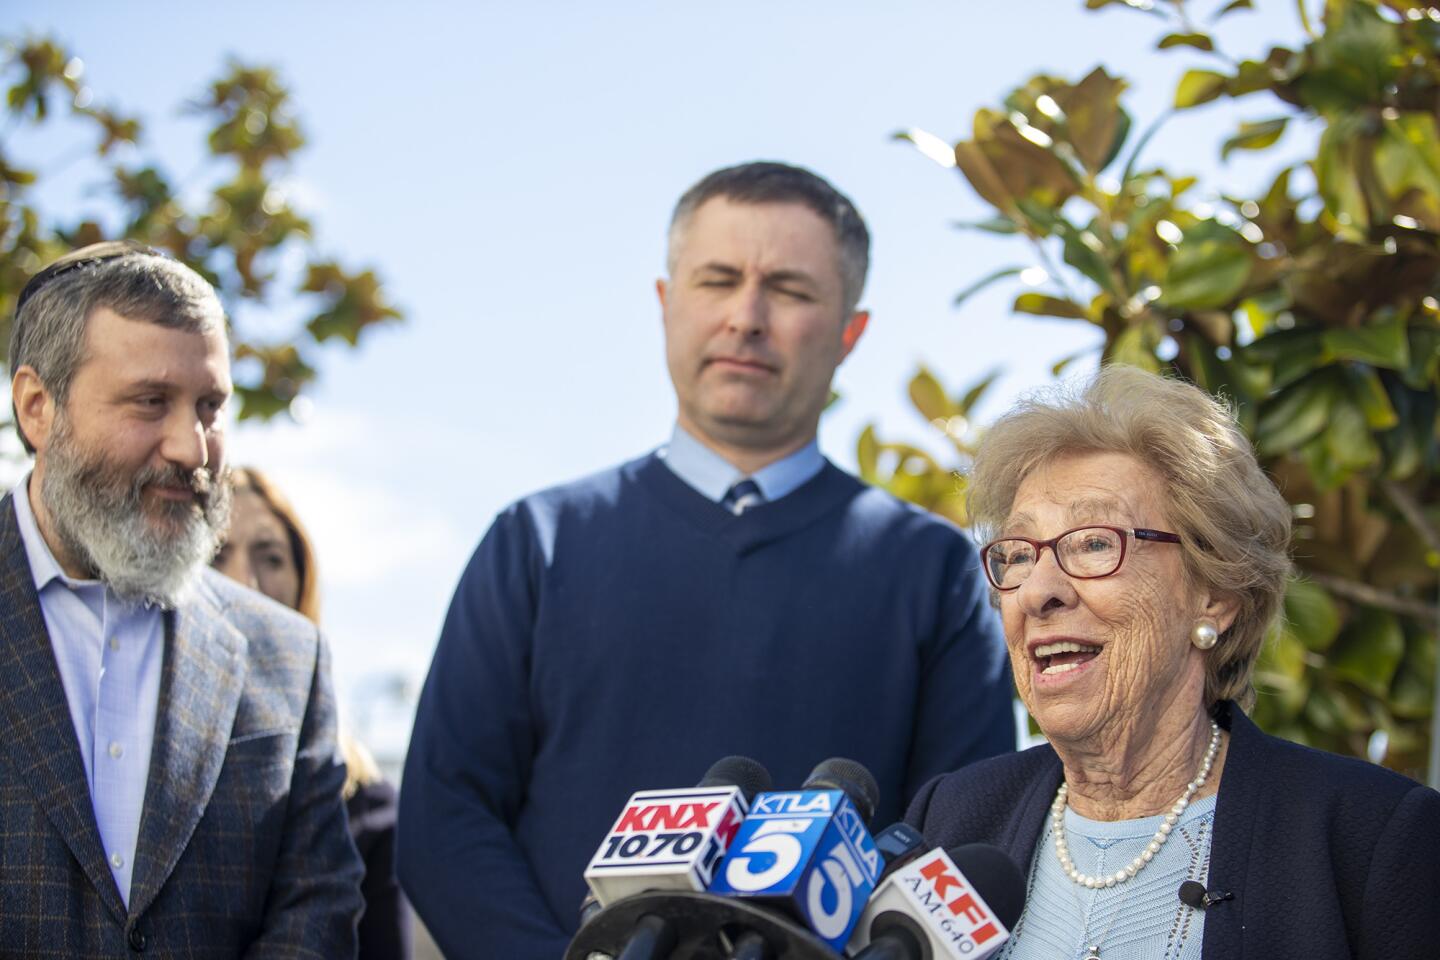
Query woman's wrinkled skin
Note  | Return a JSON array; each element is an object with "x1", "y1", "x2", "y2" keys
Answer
[{"x1": 1000, "y1": 450, "x2": 1238, "y2": 820}]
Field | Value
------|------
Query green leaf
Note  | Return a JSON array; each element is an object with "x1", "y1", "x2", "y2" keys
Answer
[
  {"x1": 1391, "y1": 631, "x2": 1437, "y2": 720},
  {"x1": 1403, "y1": 326, "x2": 1440, "y2": 389},
  {"x1": 1110, "y1": 324, "x2": 1162, "y2": 372},
  {"x1": 1296, "y1": 1, "x2": 1403, "y2": 115},
  {"x1": 1254, "y1": 624, "x2": 1310, "y2": 719},
  {"x1": 233, "y1": 385, "x2": 292, "y2": 421},
  {"x1": 1322, "y1": 396, "x2": 1381, "y2": 475},
  {"x1": 1245, "y1": 328, "x2": 1324, "y2": 389},
  {"x1": 1227, "y1": 57, "x2": 1281, "y2": 98},
  {"x1": 1314, "y1": 122, "x2": 1369, "y2": 233},
  {"x1": 1158, "y1": 32, "x2": 1215, "y2": 51},
  {"x1": 958, "y1": 368, "x2": 1002, "y2": 417},
  {"x1": 1051, "y1": 349, "x2": 1091, "y2": 376},
  {"x1": 1256, "y1": 372, "x2": 1336, "y2": 455},
  {"x1": 1328, "y1": 607, "x2": 1406, "y2": 697},
  {"x1": 857, "y1": 425, "x2": 879, "y2": 481},
  {"x1": 1174, "y1": 69, "x2": 1227, "y2": 109},
  {"x1": 1013, "y1": 292, "x2": 1090, "y2": 320},
  {"x1": 1321, "y1": 316, "x2": 1410, "y2": 370},
  {"x1": 1060, "y1": 225, "x2": 1116, "y2": 294},
  {"x1": 1285, "y1": 578, "x2": 1342, "y2": 652},
  {"x1": 953, "y1": 266, "x2": 1024, "y2": 308},
  {"x1": 1220, "y1": 118, "x2": 1288, "y2": 161},
  {"x1": 1013, "y1": 198, "x2": 1064, "y2": 236},
  {"x1": 1213, "y1": 0, "x2": 1254, "y2": 19},
  {"x1": 950, "y1": 217, "x2": 1021, "y2": 235},
  {"x1": 908, "y1": 367, "x2": 954, "y2": 422},
  {"x1": 1157, "y1": 238, "x2": 1252, "y2": 309},
  {"x1": 1346, "y1": 367, "x2": 1399, "y2": 430},
  {"x1": 1376, "y1": 114, "x2": 1440, "y2": 205}
]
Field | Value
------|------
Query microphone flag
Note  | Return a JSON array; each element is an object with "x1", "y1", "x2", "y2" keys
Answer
[
  {"x1": 709, "y1": 789, "x2": 882, "y2": 952},
  {"x1": 849, "y1": 847, "x2": 1015, "y2": 959},
  {"x1": 584, "y1": 785, "x2": 750, "y2": 906}
]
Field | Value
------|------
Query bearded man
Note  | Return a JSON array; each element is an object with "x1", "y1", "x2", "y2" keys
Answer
[{"x1": 1, "y1": 242, "x2": 362, "y2": 957}]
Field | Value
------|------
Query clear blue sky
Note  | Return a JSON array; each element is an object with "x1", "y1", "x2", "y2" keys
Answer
[{"x1": 6, "y1": 2, "x2": 1311, "y2": 719}]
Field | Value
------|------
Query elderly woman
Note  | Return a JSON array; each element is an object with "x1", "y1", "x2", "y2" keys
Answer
[{"x1": 907, "y1": 366, "x2": 1439, "y2": 958}]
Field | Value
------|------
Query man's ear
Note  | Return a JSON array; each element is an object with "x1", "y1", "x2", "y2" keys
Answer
[
  {"x1": 11, "y1": 365, "x2": 55, "y2": 453},
  {"x1": 840, "y1": 310, "x2": 869, "y2": 359},
  {"x1": 655, "y1": 278, "x2": 668, "y2": 311}
]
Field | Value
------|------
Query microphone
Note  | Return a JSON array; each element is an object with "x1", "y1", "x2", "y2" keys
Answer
[
  {"x1": 1178, "y1": 880, "x2": 1233, "y2": 910},
  {"x1": 872, "y1": 822, "x2": 928, "y2": 881},
  {"x1": 708, "y1": 757, "x2": 884, "y2": 952},
  {"x1": 848, "y1": 844, "x2": 1026, "y2": 960},
  {"x1": 583, "y1": 755, "x2": 771, "y2": 907}
]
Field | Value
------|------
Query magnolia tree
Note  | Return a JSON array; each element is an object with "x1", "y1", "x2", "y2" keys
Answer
[
  {"x1": 867, "y1": 0, "x2": 1440, "y2": 778},
  {"x1": 0, "y1": 36, "x2": 401, "y2": 428}
]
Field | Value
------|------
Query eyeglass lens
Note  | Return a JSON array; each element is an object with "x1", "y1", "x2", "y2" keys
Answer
[{"x1": 985, "y1": 527, "x2": 1125, "y2": 589}]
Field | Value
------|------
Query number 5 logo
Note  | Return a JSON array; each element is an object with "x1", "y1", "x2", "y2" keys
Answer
[
  {"x1": 724, "y1": 820, "x2": 807, "y2": 892},
  {"x1": 805, "y1": 841, "x2": 864, "y2": 940}
]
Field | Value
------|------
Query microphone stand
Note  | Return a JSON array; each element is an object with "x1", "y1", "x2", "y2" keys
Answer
[{"x1": 566, "y1": 890, "x2": 839, "y2": 960}]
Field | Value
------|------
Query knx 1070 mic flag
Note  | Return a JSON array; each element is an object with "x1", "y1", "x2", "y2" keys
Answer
[{"x1": 583, "y1": 756, "x2": 769, "y2": 906}]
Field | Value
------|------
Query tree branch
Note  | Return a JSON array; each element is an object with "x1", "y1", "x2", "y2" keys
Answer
[
  {"x1": 1306, "y1": 572, "x2": 1436, "y2": 620},
  {"x1": 1381, "y1": 478, "x2": 1440, "y2": 559}
]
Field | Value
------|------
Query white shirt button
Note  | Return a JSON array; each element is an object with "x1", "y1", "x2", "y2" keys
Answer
[
  {"x1": 110, "y1": 852, "x2": 124, "y2": 869},
  {"x1": 108, "y1": 636, "x2": 120, "y2": 651},
  {"x1": 109, "y1": 741, "x2": 124, "y2": 760}
]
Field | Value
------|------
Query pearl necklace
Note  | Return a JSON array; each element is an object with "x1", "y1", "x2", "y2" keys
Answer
[{"x1": 1052, "y1": 719, "x2": 1221, "y2": 890}]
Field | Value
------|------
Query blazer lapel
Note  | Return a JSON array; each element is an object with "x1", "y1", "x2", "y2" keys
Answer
[
  {"x1": 126, "y1": 577, "x2": 246, "y2": 920},
  {"x1": 1003, "y1": 748, "x2": 1063, "y2": 877},
  {"x1": 1201, "y1": 701, "x2": 1256, "y2": 959},
  {"x1": 0, "y1": 493, "x2": 128, "y2": 924}
]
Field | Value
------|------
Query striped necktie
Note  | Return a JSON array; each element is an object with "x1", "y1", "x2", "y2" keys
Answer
[{"x1": 721, "y1": 479, "x2": 765, "y2": 516}]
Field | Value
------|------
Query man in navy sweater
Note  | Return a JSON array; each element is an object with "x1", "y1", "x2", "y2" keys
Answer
[{"x1": 398, "y1": 161, "x2": 1015, "y2": 958}]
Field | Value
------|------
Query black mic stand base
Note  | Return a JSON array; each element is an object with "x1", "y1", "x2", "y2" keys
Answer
[{"x1": 565, "y1": 890, "x2": 841, "y2": 960}]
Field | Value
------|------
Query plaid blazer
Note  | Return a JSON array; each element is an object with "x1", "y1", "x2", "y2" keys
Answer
[{"x1": 0, "y1": 493, "x2": 363, "y2": 958}]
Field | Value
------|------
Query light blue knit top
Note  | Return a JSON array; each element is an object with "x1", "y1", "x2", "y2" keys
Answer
[{"x1": 998, "y1": 793, "x2": 1216, "y2": 960}]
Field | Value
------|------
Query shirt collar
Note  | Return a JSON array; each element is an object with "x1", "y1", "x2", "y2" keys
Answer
[
  {"x1": 660, "y1": 424, "x2": 825, "y2": 504},
  {"x1": 10, "y1": 473, "x2": 98, "y2": 593}
]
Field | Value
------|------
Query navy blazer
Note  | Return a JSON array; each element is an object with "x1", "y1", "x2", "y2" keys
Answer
[
  {"x1": 0, "y1": 493, "x2": 364, "y2": 958},
  {"x1": 907, "y1": 701, "x2": 1440, "y2": 959}
]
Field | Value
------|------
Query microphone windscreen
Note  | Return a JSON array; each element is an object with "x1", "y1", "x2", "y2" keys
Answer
[
  {"x1": 697, "y1": 755, "x2": 772, "y2": 803},
  {"x1": 1178, "y1": 880, "x2": 1207, "y2": 909},
  {"x1": 946, "y1": 844, "x2": 1026, "y2": 930},
  {"x1": 803, "y1": 757, "x2": 880, "y2": 826}
]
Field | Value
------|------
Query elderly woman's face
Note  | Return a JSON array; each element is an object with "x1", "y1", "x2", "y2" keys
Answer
[
  {"x1": 1000, "y1": 451, "x2": 1221, "y2": 745},
  {"x1": 212, "y1": 487, "x2": 302, "y2": 612}
]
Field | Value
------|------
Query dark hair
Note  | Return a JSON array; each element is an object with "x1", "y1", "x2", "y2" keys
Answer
[
  {"x1": 9, "y1": 241, "x2": 225, "y2": 453},
  {"x1": 667, "y1": 161, "x2": 870, "y2": 313}
]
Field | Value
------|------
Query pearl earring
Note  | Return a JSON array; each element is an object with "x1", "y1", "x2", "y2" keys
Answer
[{"x1": 1192, "y1": 621, "x2": 1219, "y2": 650}]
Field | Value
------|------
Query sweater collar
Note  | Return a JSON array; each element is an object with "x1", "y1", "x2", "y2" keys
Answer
[
  {"x1": 659, "y1": 424, "x2": 825, "y2": 504},
  {"x1": 632, "y1": 450, "x2": 860, "y2": 555}
]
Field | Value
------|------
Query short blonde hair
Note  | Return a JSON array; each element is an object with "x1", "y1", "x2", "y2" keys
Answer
[{"x1": 969, "y1": 365, "x2": 1292, "y2": 709}]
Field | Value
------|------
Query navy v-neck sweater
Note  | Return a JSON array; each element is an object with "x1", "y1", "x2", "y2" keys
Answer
[{"x1": 399, "y1": 453, "x2": 1014, "y2": 959}]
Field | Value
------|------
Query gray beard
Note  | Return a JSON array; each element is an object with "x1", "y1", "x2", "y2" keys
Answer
[{"x1": 39, "y1": 416, "x2": 232, "y2": 609}]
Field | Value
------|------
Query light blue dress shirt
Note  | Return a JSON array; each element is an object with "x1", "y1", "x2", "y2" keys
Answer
[
  {"x1": 12, "y1": 476, "x2": 163, "y2": 907},
  {"x1": 659, "y1": 424, "x2": 825, "y2": 504}
]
